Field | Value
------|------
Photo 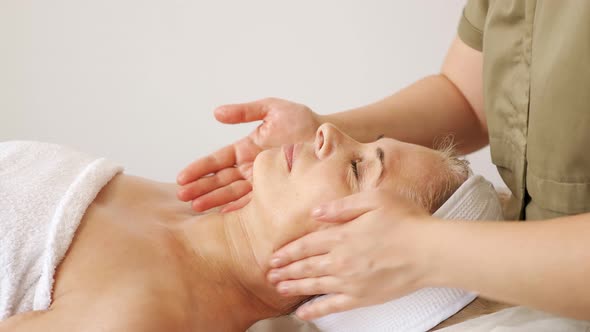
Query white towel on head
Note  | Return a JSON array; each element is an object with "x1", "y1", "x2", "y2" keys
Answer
[
  {"x1": 311, "y1": 175, "x2": 503, "y2": 332},
  {"x1": 0, "y1": 141, "x2": 122, "y2": 320}
]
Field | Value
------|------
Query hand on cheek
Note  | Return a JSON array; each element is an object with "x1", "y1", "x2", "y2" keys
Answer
[{"x1": 267, "y1": 189, "x2": 435, "y2": 320}]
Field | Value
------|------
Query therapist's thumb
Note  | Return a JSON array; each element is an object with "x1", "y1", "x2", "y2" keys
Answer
[
  {"x1": 311, "y1": 191, "x2": 380, "y2": 223},
  {"x1": 214, "y1": 101, "x2": 269, "y2": 124}
]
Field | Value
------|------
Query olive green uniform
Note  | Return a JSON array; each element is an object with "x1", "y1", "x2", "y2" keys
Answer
[{"x1": 459, "y1": 0, "x2": 590, "y2": 220}]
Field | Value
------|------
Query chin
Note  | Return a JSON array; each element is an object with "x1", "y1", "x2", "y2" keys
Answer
[
  {"x1": 251, "y1": 149, "x2": 285, "y2": 197},
  {"x1": 252, "y1": 149, "x2": 274, "y2": 178}
]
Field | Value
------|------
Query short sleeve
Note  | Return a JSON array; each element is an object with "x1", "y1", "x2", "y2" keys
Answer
[{"x1": 458, "y1": 0, "x2": 489, "y2": 51}]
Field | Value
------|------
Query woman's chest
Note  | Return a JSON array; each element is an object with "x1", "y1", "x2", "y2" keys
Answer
[{"x1": 51, "y1": 200, "x2": 191, "y2": 313}]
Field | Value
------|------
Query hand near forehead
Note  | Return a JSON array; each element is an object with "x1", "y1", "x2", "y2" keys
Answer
[
  {"x1": 177, "y1": 98, "x2": 322, "y2": 212},
  {"x1": 267, "y1": 189, "x2": 435, "y2": 320}
]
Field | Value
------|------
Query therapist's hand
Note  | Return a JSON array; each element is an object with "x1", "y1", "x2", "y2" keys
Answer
[
  {"x1": 267, "y1": 189, "x2": 436, "y2": 320},
  {"x1": 177, "y1": 98, "x2": 322, "y2": 212}
]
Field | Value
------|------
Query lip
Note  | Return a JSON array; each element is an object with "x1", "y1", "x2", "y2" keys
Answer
[{"x1": 283, "y1": 144, "x2": 294, "y2": 172}]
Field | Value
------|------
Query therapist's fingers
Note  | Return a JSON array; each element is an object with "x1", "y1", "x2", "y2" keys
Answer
[
  {"x1": 220, "y1": 192, "x2": 252, "y2": 213},
  {"x1": 214, "y1": 100, "x2": 270, "y2": 124},
  {"x1": 177, "y1": 167, "x2": 243, "y2": 202},
  {"x1": 267, "y1": 254, "x2": 332, "y2": 284},
  {"x1": 270, "y1": 230, "x2": 340, "y2": 268},
  {"x1": 191, "y1": 180, "x2": 252, "y2": 212},
  {"x1": 295, "y1": 294, "x2": 355, "y2": 321},
  {"x1": 276, "y1": 276, "x2": 342, "y2": 297},
  {"x1": 311, "y1": 190, "x2": 387, "y2": 223},
  {"x1": 177, "y1": 144, "x2": 237, "y2": 185}
]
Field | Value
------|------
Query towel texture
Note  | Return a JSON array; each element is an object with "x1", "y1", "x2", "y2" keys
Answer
[
  {"x1": 312, "y1": 175, "x2": 503, "y2": 332},
  {"x1": 0, "y1": 141, "x2": 122, "y2": 320}
]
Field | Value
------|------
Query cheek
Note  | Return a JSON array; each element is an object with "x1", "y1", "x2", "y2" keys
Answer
[
  {"x1": 252, "y1": 158, "x2": 351, "y2": 220},
  {"x1": 291, "y1": 168, "x2": 350, "y2": 208}
]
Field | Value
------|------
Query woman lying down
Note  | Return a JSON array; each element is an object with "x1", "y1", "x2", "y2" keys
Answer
[{"x1": 2, "y1": 124, "x2": 491, "y2": 331}]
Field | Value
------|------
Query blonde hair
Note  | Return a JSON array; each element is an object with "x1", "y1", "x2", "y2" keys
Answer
[{"x1": 420, "y1": 135, "x2": 470, "y2": 212}]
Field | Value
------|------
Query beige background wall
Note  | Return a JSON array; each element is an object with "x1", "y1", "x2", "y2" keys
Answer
[{"x1": 0, "y1": 0, "x2": 503, "y2": 187}]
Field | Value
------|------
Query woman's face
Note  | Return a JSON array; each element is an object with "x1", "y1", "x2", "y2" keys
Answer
[{"x1": 250, "y1": 123, "x2": 449, "y2": 239}]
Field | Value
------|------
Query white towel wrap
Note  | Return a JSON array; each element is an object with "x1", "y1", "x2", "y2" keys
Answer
[{"x1": 0, "y1": 141, "x2": 122, "y2": 320}]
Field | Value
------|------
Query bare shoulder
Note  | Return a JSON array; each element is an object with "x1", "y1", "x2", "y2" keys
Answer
[
  {"x1": 0, "y1": 308, "x2": 104, "y2": 332},
  {"x1": 34, "y1": 304, "x2": 184, "y2": 332},
  {"x1": 0, "y1": 310, "x2": 49, "y2": 332},
  {"x1": 0, "y1": 290, "x2": 186, "y2": 332}
]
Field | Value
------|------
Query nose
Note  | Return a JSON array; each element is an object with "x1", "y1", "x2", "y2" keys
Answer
[{"x1": 314, "y1": 123, "x2": 353, "y2": 159}]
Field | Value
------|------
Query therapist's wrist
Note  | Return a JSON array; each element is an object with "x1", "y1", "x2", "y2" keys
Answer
[
  {"x1": 410, "y1": 218, "x2": 457, "y2": 289},
  {"x1": 382, "y1": 215, "x2": 444, "y2": 291},
  {"x1": 318, "y1": 113, "x2": 336, "y2": 126},
  {"x1": 418, "y1": 219, "x2": 492, "y2": 291},
  {"x1": 321, "y1": 112, "x2": 368, "y2": 142}
]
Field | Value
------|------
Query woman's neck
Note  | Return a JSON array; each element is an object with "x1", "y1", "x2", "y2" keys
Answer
[{"x1": 172, "y1": 206, "x2": 305, "y2": 330}]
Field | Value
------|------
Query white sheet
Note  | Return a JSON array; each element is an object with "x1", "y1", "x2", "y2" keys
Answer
[{"x1": 438, "y1": 306, "x2": 590, "y2": 332}]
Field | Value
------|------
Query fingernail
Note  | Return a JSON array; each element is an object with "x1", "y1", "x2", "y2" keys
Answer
[
  {"x1": 177, "y1": 173, "x2": 187, "y2": 184},
  {"x1": 270, "y1": 257, "x2": 284, "y2": 268},
  {"x1": 278, "y1": 283, "x2": 289, "y2": 294},
  {"x1": 298, "y1": 306, "x2": 313, "y2": 320},
  {"x1": 268, "y1": 271, "x2": 280, "y2": 283},
  {"x1": 297, "y1": 307, "x2": 308, "y2": 318},
  {"x1": 177, "y1": 189, "x2": 186, "y2": 200},
  {"x1": 192, "y1": 200, "x2": 205, "y2": 212},
  {"x1": 311, "y1": 206, "x2": 325, "y2": 218}
]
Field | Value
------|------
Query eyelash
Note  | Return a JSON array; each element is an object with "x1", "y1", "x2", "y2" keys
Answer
[{"x1": 351, "y1": 159, "x2": 360, "y2": 179}]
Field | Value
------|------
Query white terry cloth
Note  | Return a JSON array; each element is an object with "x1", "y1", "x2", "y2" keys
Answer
[
  {"x1": 312, "y1": 174, "x2": 504, "y2": 332},
  {"x1": 0, "y1": 141, "x2": 122, "y2": 320},
  {"x1": 437, "y1": 306, "x2": 590, "y2": 332}
]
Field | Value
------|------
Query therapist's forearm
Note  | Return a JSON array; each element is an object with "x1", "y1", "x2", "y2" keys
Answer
[
  {"x1": 320, "y1": 74, "x2": 488, "y2": 154},
  {"x1": 426, "y1": 216, "x2": 590, "y2": 320}
]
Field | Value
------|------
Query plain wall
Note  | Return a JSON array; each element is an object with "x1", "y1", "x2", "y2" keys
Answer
[{"x1": 0, "y1": 0, "x2": 503, "y2": 187}]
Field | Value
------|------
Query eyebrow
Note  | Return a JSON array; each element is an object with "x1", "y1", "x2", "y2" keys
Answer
[{"x1": 376, "y1": 147, "x2": 385, "y2": 186}]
